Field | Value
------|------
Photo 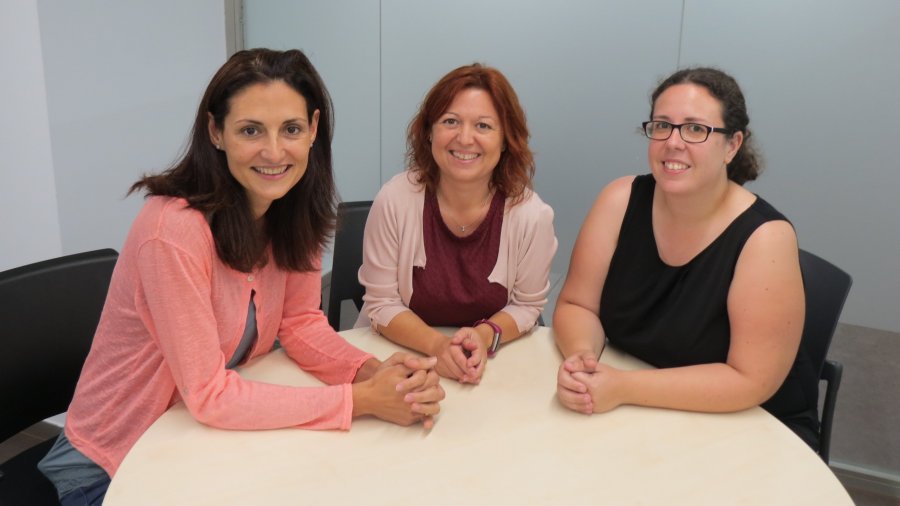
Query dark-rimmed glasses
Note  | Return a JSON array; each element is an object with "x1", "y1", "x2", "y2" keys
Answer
[{"x1": 642, "y1": 121, "x2": 735, "y2": 144}]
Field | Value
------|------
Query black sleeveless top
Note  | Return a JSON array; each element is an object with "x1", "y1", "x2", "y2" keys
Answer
[{"x1": 600, "y1": 175, "x2": 819, "y2": 444}]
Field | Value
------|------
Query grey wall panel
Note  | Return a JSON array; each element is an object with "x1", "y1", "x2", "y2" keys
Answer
[
  {"x1": 380, "y1": 0, "x2": 682, "y2": 274},
  {"x1": 36, "y1": 0, "x2": 227, "y2": 257},
  {"x1": 680, "y1": 0, "x2": 900, "y2": 331},
  {"x1": 0, "y1": 1, "x2": 62, "y2": 271},
  {"x1": 246, "y1": 1, "x2": 681, "y2": 277},
  {"x1": 244, "y1": 0, "x2": 900, "y2": 333},
  {"x1": 244, "y1": 0, "x2": 382, "y2": 203}
]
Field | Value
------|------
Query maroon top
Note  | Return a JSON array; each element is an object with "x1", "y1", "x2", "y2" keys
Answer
[{"x1": 409, "y1": 190, "x2": 508, "y2": 327}]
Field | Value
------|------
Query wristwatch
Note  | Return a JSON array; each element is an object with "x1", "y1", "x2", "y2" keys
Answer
[{"x1": 474, "y1": 319, "x2": 502, "y2": 358}]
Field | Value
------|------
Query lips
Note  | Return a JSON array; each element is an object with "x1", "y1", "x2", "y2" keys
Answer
[
  {"x1": 252, "y1": 165, "x2": 290, "y2": 175},
  {"x1": 663, "y1": 161, "x2": 689, "y2": 171},
  {"x1": 451, "y1": 151, "x2": 479, "y2": 161}
]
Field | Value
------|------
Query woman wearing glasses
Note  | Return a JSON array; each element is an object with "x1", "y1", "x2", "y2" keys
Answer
[{"x1": 553, "y1": 67, "x2": 817, "y2": 448}]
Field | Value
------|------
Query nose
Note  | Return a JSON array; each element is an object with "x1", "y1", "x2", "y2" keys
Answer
[
  {"x1": 260, "y1": 133, "x2": 284, "y2": 162},
  {"x1": 456, "y1": 123, "x2": 474, "y2": 145},
  {"x1": 665, "y1": 126, "x2": 687, "y2": 148}
]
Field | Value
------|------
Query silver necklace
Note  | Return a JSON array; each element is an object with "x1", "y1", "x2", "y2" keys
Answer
[{"x1": 439, "y1": 190, "x2": 493, "y2": 233}]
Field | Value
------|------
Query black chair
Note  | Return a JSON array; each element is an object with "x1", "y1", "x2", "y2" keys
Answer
[
  {"x1": 327, "y1": 201, "x2": 372, "y2": 331},
  {"x1": 798, "y1": 249, "x2": 852, "y2": 464},
  {"x1": 0, "y1": 249, "x2": 118, "y2": 505}
]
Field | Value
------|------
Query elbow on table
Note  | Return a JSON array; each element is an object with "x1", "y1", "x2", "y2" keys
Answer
[{"x1": 183, "y1": 391, "x2": 245, "y2": 429}]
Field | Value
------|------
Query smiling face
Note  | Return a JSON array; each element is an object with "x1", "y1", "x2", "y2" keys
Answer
[
  {"x1": 430, "y1": 88, "x2": 504, "y2": 189},
  {"x1": 648, "y1": 83, "x2": 742, "y2": 194},
  {"x1": 208, "y1": 80, "x2": 319, "y2": 218}
]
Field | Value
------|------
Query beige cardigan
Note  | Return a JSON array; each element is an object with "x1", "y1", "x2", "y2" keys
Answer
[{"x1": 355, "y1": 172, "x2": 557, "y2": 333}]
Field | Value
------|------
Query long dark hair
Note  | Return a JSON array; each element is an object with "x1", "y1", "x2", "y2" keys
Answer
[
  {"x1": 130, "y1": 48, "x2": 336, "y2": 273},
  {"x1": 407, "y1": 63, "x2": 534, "y2": 205},
  {"x1": 650, "y1": 67, "x2": 762, "y2": 185}
]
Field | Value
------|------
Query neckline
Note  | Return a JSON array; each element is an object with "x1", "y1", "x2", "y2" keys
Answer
[
  {"x1": 429, "y1": 190, "x2": 503, "y2": 240},
  {"x1": 652, "y1": 193, "x2": 760, "y2": 269}
]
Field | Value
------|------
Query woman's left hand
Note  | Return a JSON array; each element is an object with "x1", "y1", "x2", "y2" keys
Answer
[
  {"x1": 379, "y1": 352, "x2": 444, "y2": 428},
  {"x1": 448, "y1": 327, "x2": 487, "y2": 384}
]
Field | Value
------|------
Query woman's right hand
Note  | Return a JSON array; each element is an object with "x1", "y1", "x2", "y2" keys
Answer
[{"x1": 556, "y1": 351, "x2": 599, "y2": 414}]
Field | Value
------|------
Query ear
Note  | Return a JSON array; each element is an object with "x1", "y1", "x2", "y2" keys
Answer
[
  {"x1": 724, "y1": 130, "x2": 744, "y2": 165},
  {"x1": 207, "y1": 112, "x2": 222, "y2": 148},
  {"x1": 309, "y1": 109, "x2": 321, "y2": 145}
]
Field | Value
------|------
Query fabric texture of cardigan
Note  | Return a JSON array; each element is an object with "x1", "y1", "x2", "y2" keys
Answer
[
  {"x1": 65, "y1": 196, "x2": 373, "y2": 476},
  {"x1": 355, "y1": 171, "x2": 557, "y2": 333}
]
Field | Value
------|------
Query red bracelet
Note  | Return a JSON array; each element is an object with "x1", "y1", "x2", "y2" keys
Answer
[{"x1": 474, "y1": 319, "x2": 502, "y2": 357}]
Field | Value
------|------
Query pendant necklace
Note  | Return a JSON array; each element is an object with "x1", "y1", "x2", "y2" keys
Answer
[{"x1": 439, "y1": 190, "x2": 493, "y2": 234}]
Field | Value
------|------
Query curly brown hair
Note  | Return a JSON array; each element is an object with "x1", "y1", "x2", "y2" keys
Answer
[
  {"x1": 650, "y1": 67, "x2": 762, "y2": 185},
  {"x1": 407, "y1": 63, "x2": 534, "y2": 204}
]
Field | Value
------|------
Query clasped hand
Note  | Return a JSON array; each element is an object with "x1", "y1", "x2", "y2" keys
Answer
[
  {"x1": 433, "y1": 327, "x2": 487, "y2": 384},
  {"x1": 556, "y1": 351, "x2": 623, "y2": 414},
  {"x1": 359, "y1": 352, "x2": 445, "y2": 429}
]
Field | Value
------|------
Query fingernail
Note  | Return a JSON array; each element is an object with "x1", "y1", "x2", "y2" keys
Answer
[{"x1": 404, "y1": 394, "x2": 413, "y2": 402}]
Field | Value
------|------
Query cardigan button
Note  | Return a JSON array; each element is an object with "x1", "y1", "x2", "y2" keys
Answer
[{"x1": 247, "y1": 275, "x2": 254, "y2": 282}]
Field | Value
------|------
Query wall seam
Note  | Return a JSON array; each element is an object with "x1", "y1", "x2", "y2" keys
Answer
[
  {"x1": 378, "y1": 0, "x2": 383, "y2": 185},
  {"x1": 677, "y1": 0, "x2": 685, "y2": 68}
]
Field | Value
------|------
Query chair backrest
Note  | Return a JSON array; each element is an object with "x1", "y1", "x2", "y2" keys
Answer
[
  {"x1": 797, "y1": 249, "x2": 851, "y2": 462},
  {"x1": 0, "y1": 249, "x2": 118, "y2": 442},
  {"x1": 327, "y1": 201, "x2": 372, "y2": 331},
  {"x1": 798, "y1": 249, "x2": 852, "y2": 378}
]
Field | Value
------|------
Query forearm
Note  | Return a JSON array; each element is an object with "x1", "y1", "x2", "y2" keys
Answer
[
  {"x1": 553, "y1": 301, "x2": 605, "y2": 358},
  {"x1": 377, "y1": 311, "x2": 447, "y2": 356},
  {"x1": 618, "y1": 363, "x2": 776, "y2": 413}
]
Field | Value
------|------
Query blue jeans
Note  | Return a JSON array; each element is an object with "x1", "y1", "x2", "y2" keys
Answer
[
  {"x1": 38, "y1": 432, "x2": 109, "y2": 502},
  {"x1": 59, "y1": 476, "x2": 110, "y2": 506}
]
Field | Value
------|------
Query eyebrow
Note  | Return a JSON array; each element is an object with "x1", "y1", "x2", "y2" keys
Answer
[
  {"x1": 652, "y1": 114, "x2": 712, "y2": 123},
  {"x1": 442, "y1": 111, "x2": 498, "y2": 121},
  {"x1": 234, "y1": 117, "x2": 308, "y2": 126}
]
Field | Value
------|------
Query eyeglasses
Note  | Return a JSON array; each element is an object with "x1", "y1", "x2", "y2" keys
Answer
[{"x1": 642, "y1": 121, "x2": 736, "y2": 144}]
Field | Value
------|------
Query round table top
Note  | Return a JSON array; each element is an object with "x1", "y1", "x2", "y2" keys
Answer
[{"x1": 105, "y1": 326, "x2": 851, "y2": 505}]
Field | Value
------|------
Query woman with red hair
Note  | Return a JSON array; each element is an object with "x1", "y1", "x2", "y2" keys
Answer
[{"x1": 357, "y1": 64, "x2": 557, "y2": 384}]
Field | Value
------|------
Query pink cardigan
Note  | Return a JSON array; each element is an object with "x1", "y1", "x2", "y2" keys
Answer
[
  {"x1": 356, "y1": 172, "x2": 558, "y2": 333},
  {"x1": 65, "y1": 197, "x2": 372, "y2": 476}
]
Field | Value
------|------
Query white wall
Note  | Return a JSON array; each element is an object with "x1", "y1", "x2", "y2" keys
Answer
[
  {"x1": 680, "y1": 0, "x2": 900, "y2": 340},
  {"x1": 244, "y1": 1, "x2": 382, "y2": 203},
  {"x1": 5, "y1": 0, "x2": 899, "y2": 331},
  {"x1": 245, "y1": 0, "x2": 900, "y2": 334},
  {"x1": 0, "y1": 1, "x2": 227, "y2": 273},
  {"x1": 0, "y1": 1, "x2": 62, "y2": 271},
  {"x1": 36, "y1": 0, "x2": 228, "y2": 257}
]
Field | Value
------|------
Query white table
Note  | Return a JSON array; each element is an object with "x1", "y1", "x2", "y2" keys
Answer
[{"x1": 105, "y1": 327, "x2": 852, "y2": 505}]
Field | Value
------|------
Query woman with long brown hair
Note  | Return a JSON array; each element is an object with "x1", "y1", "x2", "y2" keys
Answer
[{"x1": 38, "y1": 49, "x2": 443, "y2": 505}]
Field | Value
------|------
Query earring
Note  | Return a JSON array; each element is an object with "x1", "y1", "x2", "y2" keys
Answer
[{"x1": 215, "y1": 144, "x2": 221, "y2": 150}]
